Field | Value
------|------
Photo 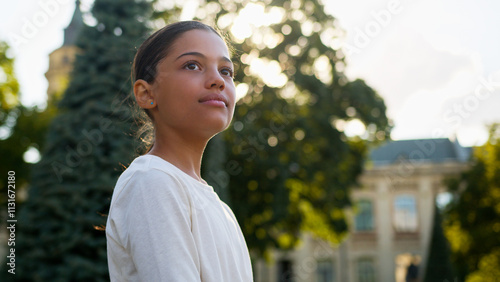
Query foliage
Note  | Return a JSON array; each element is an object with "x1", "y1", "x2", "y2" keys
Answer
[
  {"x1": 444, "y1": 124, "x2": 500, "y2": 281},
  {"x1": 5, "y1": 1, "x2": 153, "y2": 280},
  {"x1": 0, "y1": 41, "x2": 19, "y2": 115},
  {"x1": 0, "y1": 42, "x2": 55, "y2": 224},
  {"x1": 0, "y1": 104, "x2": 57, "y2": 216},
  {"x1": 0, "y1": 40, "x2": 21, "y2": 220},
  {"x1": 198, "y1": 0, "x2": 391, "y2": 257},
  {"x1": 465, "y1": 248, "x2": 500, "y2": 282}
]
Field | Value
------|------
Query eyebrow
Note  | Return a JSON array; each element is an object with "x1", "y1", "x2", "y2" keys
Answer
[{"x1": 175, "y1": 51, "x2": 232, "y2": 64}]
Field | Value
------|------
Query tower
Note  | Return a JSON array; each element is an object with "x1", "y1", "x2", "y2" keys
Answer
[{"x1": 45, "y1": 0, "x2": 83, "y2": 102}]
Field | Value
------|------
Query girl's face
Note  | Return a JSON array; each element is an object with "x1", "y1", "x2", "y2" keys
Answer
[{"x1": 148, "y1": 29, "x2": 236, "y2": 140}]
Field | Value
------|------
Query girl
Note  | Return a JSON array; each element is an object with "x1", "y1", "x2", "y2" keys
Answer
[{"x1": 106, "y1": 21, "x2": 253, "y2": 281}]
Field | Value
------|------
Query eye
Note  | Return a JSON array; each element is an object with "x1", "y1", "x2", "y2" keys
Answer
[
  {"x1": 220, "y1": 67, "x2": 234, "y2": 78},
  {"x1": 184, "y1": 62, "x2": 200, "y2": 71}
]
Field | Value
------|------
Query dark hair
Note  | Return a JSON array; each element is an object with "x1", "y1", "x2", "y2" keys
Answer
[{"x1": 131, "y1": 21, "x2": 231, "y2": 154}]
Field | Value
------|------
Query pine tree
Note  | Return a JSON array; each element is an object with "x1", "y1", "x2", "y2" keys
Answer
[
  {"x1": 7, "y1": 0, "x2": 152, "y2": 280},
  {"x1": 424, "y1": 204, "x2": 455, "y2": 282},
  {"x1": 196, "y1": 0, "x2": 391, "y2": 257},
  {"x1": 202, "y1": 134, "x2": 231, "y2": 204}
]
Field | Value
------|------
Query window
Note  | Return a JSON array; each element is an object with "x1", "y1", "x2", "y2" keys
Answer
[
  {"x1": 355, "y1": 199, "x2": 374, "y2": 231},
  {"x1": 357, "y1": 258, "x2": 376, "y2": 282},
  {"x1": 316, "y1": 260, "x2": 334, "y2": 282},
  {"x1": 393, "y1": 195, "x2": 418, "y2": 232}
]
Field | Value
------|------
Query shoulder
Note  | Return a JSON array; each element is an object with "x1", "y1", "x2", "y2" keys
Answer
[
  {"x1": 219, "y1": 200, "x2": 239, "y2": 222},
  {"x1": 110, "y1": 155, "x2": 191, "y2": 207}
]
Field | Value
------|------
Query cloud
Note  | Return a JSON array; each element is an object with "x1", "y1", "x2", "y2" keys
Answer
[
  {"x1": 345, "y1": 30, "x2": 476, "y2": 113},
  {"x1": 440, "y1": 70, "x2": 500, "y2": 128},
  {"x1": 391, "y1": 70, "x2": 500, "y2": 145},
  {"x1": 326, "y1": 0, "x2": 500, "y2": 145}
]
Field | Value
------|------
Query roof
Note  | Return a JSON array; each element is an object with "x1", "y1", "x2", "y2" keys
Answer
[
  {"x1": 369, "y1": 138, "x2": 472, "y2": 166},
  {"x1": 63, "y1": 0, "x2": 84, "y2": 46}
]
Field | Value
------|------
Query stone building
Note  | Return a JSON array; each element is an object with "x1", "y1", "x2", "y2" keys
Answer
[
  {"x1": 44, "y1": 0, "x2": 83, "y2": 100},
  {"x1": 253, "y1": 138, "x2": 471, "y2": 282}
]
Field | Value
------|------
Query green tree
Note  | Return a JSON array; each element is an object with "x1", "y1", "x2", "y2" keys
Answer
[
  {"x1": 424, "y1": 204, "x2": 455, "y2": 282},
  {"x1": 0, "y1": 40, "x2": 21, "y2": 220},
  {"x1": 0, "y1": 42, "x2": 64, "y2": 227},
  {"x1": 6, "y1": 0, "x2": 153, "y2": 280},
  {"x1": 0, "y1": 104, "x2": 57, "y2": 206},
  {"x1": 197, "y1": 0, "x2": 391, "y2": 257},
  {"x1": 444, "y1": 124, "x2": 500, "y2": 281},
  {"x1": 0, "y1": 42, "x2": 54, "y2": 225},
  {"x1": 0, "y1": 41, "x2": 19, "y2": 115}
]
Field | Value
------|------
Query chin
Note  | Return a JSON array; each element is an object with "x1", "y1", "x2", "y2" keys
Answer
[{"x1": 201, "y1": 118, "x2": 231, "y2": 138}]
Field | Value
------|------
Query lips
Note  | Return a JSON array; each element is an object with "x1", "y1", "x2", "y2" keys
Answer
[{"x1": 199, "y1": 93, "x2": 228, "y2": 107}]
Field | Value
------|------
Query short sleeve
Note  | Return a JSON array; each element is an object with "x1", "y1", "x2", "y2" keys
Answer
[{"x1": 107, "y1": 169, "x2": 201, "y2": 281}]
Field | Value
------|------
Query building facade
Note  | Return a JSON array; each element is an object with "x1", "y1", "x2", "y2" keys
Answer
[
  {"x1": 253, "y1": 138, "x2": 471, "y2": 282},
  {"x1": 44, "y1": 0, "x2": 83, "y2": 100}
]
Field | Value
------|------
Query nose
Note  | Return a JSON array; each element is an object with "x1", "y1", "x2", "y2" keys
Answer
[{"x1": 205, "y1": 68, "x2": 225, "y2": 91}]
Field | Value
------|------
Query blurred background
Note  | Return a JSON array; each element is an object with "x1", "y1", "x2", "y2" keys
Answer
[{"x1": 0, "y1": 0, "x2": 499, "y2": 281}]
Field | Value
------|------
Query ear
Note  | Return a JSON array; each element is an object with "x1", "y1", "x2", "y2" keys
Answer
[{"x1": 134, "y1": 79, "x2": 156, "y2": 109}]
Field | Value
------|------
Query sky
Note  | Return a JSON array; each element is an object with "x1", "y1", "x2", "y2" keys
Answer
[{"x1": 0, "y1": 0, "x2": 499, "y2": 147}]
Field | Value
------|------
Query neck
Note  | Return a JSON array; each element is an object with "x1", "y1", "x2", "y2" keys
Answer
[{"x1": 148, "y1": 129, "x2": 209, "y2": 184}]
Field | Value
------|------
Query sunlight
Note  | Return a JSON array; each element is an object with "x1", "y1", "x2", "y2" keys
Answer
[
  {"x1": 222, "y1": 2, "x2": 292, "y2": 88},
  {"x1": 0, "y1": 67, "x2": 7, "y2": 83},
  {"x1": 235, "y1": 82, "x2": 249, "y2": 101},
  {"x1": 280, "y1": 81, "x2": 299, "y2": 100},
  {"x1": 179, "y1": 0, "x2": 198, "y2": 20},
  {"x1": 248, "y1": 57, "x2": 287, "y2": 88},
  {"x1": 23, "y1": 146, "x2": 41, "y2": 163},
  {"x1": 344, "y1": 119, "x2": 367, "y2": 137},
  {"x1": 332, "y1": 119, "x2": 346, "y2": 132},
  {"x1": 0, "y1": 126, "x2": 10, "y2": 140},
  {"x1": 230, "y1": 3, "x2": 285, "y2": 42},
  {"x1": 250, "y1": 27, "x2": 284, "y2": 50},
  {"x1": 241, "y1": 49, "x2": 287, "y2": 88},
  {"x1": 320, "y1": 26, "x2": 345, "y2": 51},
  {"x1": 313, "y1": 55, "x2": 332, "y2": 85},
  {"x1": 300, "y1": 20, "x2": 314, "y2": 36}
]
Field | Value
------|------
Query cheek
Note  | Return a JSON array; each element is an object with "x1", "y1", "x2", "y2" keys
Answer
[
  {"x1": 226, "y1": 83, "x2": 237, "y2": 103},
  {"x1": 157, "y1": 83, "x2": 183, "y2": 103}
]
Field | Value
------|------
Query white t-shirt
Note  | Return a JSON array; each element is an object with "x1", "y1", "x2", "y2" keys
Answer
[{"x1": 106, "y1": 154, "x2": 253, "y2": 281}]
